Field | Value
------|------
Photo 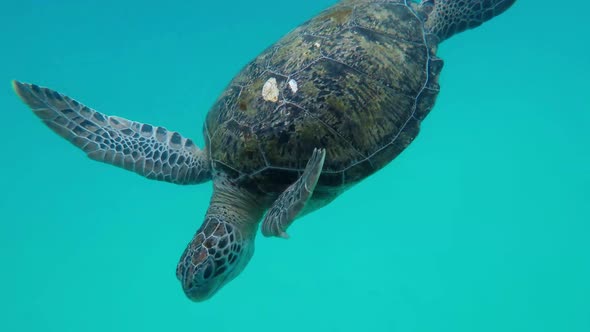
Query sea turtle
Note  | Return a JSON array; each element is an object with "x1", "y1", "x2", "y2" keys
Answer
[{"x1": 13, "y1": 0, "x2": 516, "y2": 301}]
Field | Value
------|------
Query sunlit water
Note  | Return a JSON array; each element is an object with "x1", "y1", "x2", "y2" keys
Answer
[{"x1": 0, "y1": 1, "x2": 588, "y2": 331}]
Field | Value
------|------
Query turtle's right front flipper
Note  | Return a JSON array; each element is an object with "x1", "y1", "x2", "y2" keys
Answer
[
  {"x1": 261, "y1": 148, "x2": 326, "y2": 238},
  {"x1": 13, "y1": 81, "x2": 211, "y2": 184}
]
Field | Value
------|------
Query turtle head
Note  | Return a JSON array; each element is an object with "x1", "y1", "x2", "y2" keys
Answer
[{"x1": 176, "y1": 215, "x2": 256, "y2": 301}]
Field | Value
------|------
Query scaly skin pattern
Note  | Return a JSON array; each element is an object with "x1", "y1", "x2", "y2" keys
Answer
[
  {"x1": 424, "y1": 0, "x2": 517, "y2": 42},
  {"x1": 12, "y1": 81, "x2": 211, "y2": 185},
  {"x1": 206, "y1": 0, "x2": 443, "y2": 198}
]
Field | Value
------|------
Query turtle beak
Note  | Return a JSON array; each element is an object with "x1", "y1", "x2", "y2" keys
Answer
[
  {"x1": 183, "y1": 284, "x2": 219, "y2": 302},
  {"x1": 177, "y1": 260, "x2": 222, "y2": 302}
]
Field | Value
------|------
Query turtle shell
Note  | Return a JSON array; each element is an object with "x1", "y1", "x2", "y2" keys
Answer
[{"x1": 205, "y1": 0, "x2": 443, "y2": 195}]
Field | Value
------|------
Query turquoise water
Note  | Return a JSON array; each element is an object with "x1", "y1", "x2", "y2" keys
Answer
[{"x1": 1, "y1": 0, "x2": 588, "y2": 331}]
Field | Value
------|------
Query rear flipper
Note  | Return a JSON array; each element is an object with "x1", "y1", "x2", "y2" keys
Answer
[
  {"x1": 13, "y1": 81, "x2": 211, "y2": 184},
  {"x1": 422, "y1": 0, "x2": 516, "y2": 42},
  {"x1": 261, "y1": 148, "x2": 326, "y2": 238}
]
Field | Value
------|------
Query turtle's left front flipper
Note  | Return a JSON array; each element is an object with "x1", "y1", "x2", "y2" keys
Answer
[
  {"x1": 13, "y1": 81, "x2": 211, "y2": 184},
  {"x1": 262, "y1": 148, "x2": 326, "y2": 238}
]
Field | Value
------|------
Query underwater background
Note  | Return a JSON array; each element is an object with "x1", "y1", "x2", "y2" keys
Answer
[{"x1": 0, "y1": 0, "x2": 588, "y2": 331}]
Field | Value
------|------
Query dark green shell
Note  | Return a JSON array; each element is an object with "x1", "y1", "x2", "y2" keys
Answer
[{"x1": 206, "y1": 0, "x2": 443, "y2": 195}]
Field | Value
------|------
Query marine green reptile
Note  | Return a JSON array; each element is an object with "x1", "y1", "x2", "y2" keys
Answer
[{"x1": 13, "y1": 0, "x2": 516, "y2": 301}]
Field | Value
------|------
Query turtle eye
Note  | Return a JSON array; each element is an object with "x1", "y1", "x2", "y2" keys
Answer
[
  {"x1": 214, "y1": 265, "x2": 228, "y2": 278},
  {"x1": 202, "y1": 262, "x2": 214, "y2": 280}
]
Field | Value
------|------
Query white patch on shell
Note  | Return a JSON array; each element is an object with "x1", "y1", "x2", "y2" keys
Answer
[
  {"x1": 262, "y1": 77, "x2": 279, "y2": 102},
  {"x1": 314, "y1": 42, "x2": 321, "y2": 48},
  {"x1": 288, "y1": 79, "x2": 298, "y2": 94}
]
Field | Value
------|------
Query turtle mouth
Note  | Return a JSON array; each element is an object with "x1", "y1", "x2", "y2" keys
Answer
[
  {"x1": 183, "y1": 285, "x2": 219, "y2": 302},
  {"x1": 183, "y1": 282, "x2": 223, "y2": 302},
  {"x1": 180, "y1": 270, "x2": 225, "y2": 302}
]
